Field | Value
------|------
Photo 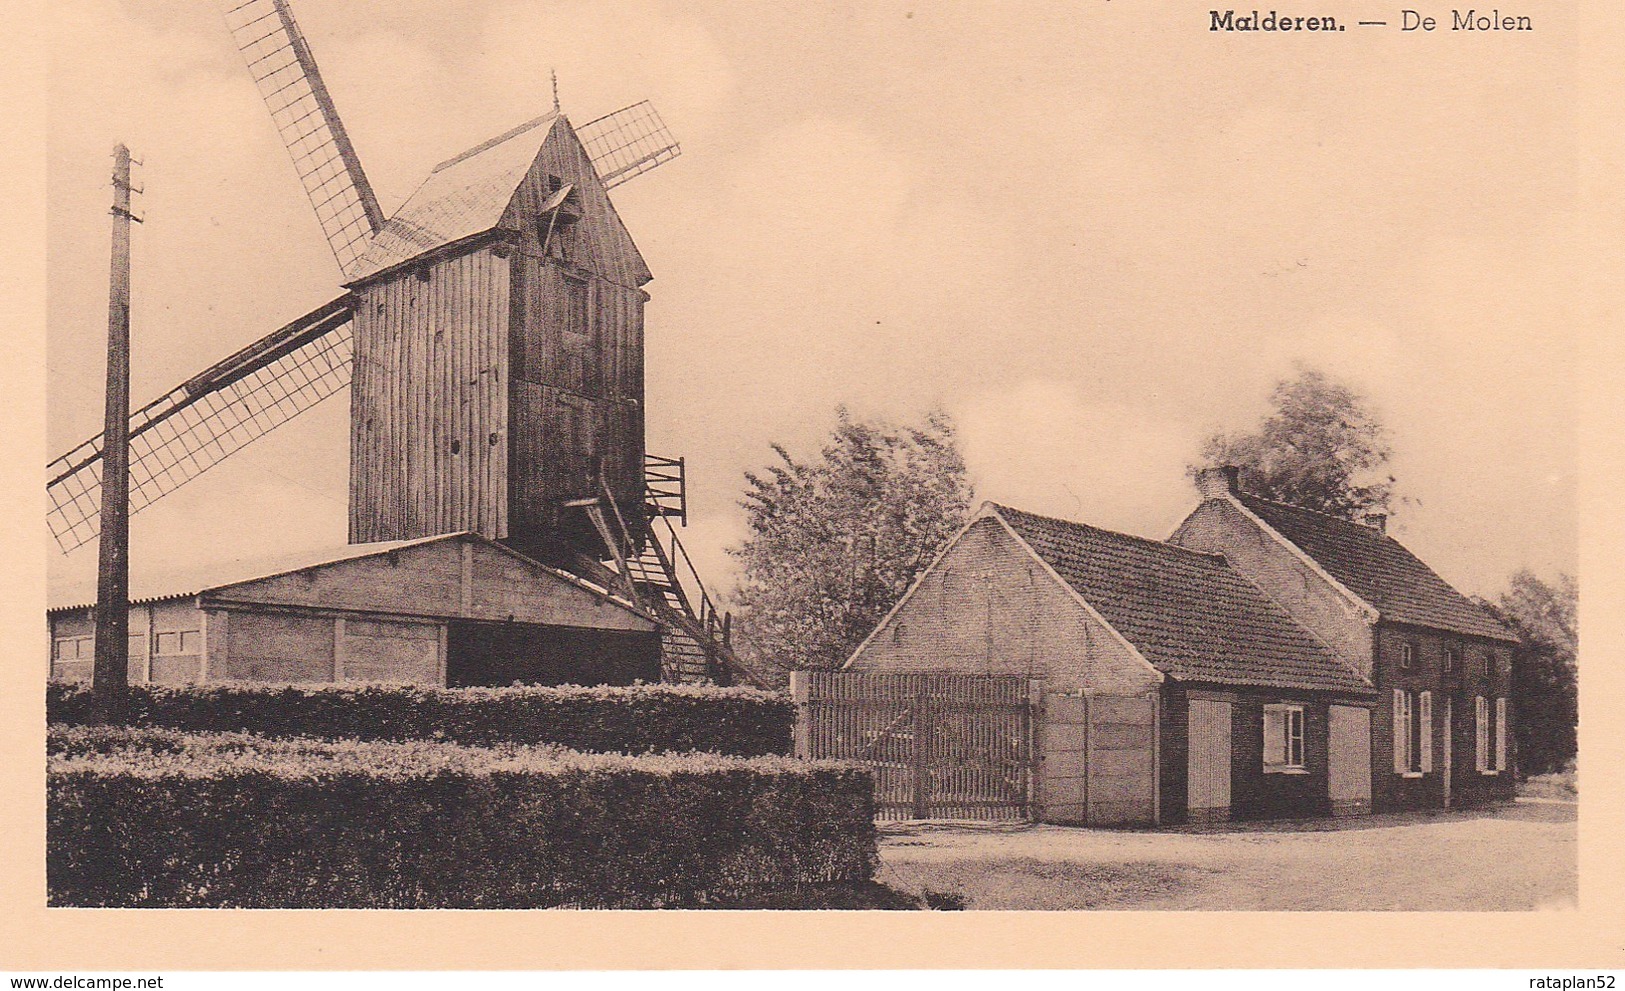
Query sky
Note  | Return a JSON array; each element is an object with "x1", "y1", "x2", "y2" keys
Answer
[{"x1": 46, "y1": 0, "x2": 1579, "y2": 606}]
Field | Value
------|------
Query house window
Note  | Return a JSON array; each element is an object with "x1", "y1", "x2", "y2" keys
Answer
[
  {"x1": 1443, "y1": 646, "x2": 1458, "y2": 673},
  {"x1": 1399, "y1": 642, "x2": 1416, "y2": 670},
  {"x1": 155, "y1": 630, "x2": 201, "y2": 655},
  {"x1": 1393, "y1": 689, "x2": 1433, "y2": 775},
  {"x1": 1263, "y1": 704, "x2": 1305, "y2": 773},
  {"x1": 1477, "y1": 695, "x2": 1506, "y2": 774}
]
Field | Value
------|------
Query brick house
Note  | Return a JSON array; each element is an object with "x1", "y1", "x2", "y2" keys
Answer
[
  {"x1": 1168, "y1": 466, "x2": 1519, "y2": 811},
  {"x1": 846, "y1": 502, "x2": 1379, "y2": 825}
]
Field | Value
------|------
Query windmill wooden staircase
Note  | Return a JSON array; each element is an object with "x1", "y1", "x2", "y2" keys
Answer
[{"x1": 569, "y1": 456, "x2": 776, "y2": 689}]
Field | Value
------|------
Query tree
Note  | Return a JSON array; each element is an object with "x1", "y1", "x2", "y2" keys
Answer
[
  {"x1": 1190, "y1": 366, "x2": 1397, "y2": 519},
  {"x1": 1482, "y1": 570, "x2": 1578, "y2": 777},
  {"x1": 729, "y1": 407, "x2": 974, "y2": 675}
]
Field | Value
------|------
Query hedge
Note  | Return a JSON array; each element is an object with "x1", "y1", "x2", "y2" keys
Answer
[
  {"x1": 48, "y1": 726, "x2": 876, "y2": 908},
  {"x1": 47, "y1": 680, "x2": 793, "y2": 756}
]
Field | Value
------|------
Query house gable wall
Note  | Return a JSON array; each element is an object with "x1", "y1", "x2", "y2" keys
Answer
[
  {"x1": 847, "y1": 518, "x2": 1158, "y2": 694},
  {"x1": 1170, "y1": 499, "x2": 1374, "y2": 678}
]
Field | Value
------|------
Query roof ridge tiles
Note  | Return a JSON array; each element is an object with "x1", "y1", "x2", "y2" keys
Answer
[
  {"x1": 1236, "y1": 491, "x2": 1387, "y2": 533},
  {"x1": 990, "y1": 503, "x2": 1228, "y2": 562}
]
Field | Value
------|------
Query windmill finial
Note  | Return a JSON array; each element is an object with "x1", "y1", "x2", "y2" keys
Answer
[{"x1": 551, "y1": 69, "x2": 560, "y2": 113}]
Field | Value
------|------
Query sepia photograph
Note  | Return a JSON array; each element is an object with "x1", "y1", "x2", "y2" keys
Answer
[{"x1": 15, "y1": 0, "x2": 1605, "y2": 973}]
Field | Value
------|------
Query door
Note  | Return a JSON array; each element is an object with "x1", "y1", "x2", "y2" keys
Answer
[
  {"x1": 1329, "y1": 704, "x2": 1373, "y2": 815},
  {"x1": 1187, "y1": 699, "x2": 1232, "y2": 823},
  {"x1": 446, "y1": 621, "x2": 660, "y2": 687}
]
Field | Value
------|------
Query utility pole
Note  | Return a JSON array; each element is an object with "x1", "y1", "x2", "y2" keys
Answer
[{"x1": 91, "y1": 143, "x2": 139, "y2": 718}]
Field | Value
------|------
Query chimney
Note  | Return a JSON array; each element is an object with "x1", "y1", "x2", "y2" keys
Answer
[
  {"x1": 1362, "y1": 512, "x2": 1387, "y2": 534},
  {"x1": 1195, "y1": 465, "x2": 1240, "y2": 500}
]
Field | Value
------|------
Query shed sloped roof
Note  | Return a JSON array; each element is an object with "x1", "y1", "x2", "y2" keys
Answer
[
  {"x1": 346, "y1": 113, "x2": 560, "y2": 282},
  {"x1": 991, "y1": 504, "x2": 1373, "y2": 694},
  {"x1": 47, "y1": 532, "x2": 647, "y2": 620},
  {"x1": 1235, "y1": 494, "x2": 1517, "y2": 642},
  {"x1": 47, "y1": 535, "x2": 449, "y2": 613}
]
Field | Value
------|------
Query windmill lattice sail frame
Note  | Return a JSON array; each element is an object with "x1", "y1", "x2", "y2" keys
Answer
[
  {"x1": 577, "y1": 101, "x2": 682, "y2": 190},
  {"x1": 223, "y1": 0, "x2": 384, "y2": 277},
  {"x1": 47, "y1": 298, "x2": 354, "y2": 553}
]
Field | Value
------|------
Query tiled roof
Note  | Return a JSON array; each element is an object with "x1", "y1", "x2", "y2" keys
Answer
[
  {"x1": 346, "y1": 113, "x2": 559, "y2": 283},
  {"x1": 991, "y1": 504, "x2": 1373, "y2": 695},
  {"x1": 1236, "y1": 494, "x2": 1518, "y2": 643}
]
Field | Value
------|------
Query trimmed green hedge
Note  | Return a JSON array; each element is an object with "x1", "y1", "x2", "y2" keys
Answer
[
  {"x1": 47, "y1": 681, "x2": 793, "y2": 756},
  {"x1": 48, "y1": 726, "x2": 876, "y2": 908}
]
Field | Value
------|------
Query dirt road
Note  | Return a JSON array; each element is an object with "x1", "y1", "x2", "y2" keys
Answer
[{"x1": 877, "y1": 798, "x2": 1577, "y2": 910}]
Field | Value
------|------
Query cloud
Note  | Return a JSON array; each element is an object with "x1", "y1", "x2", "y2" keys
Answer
[
  {"x1": 472, "y1": 1, "x2": 736, "y2": 147},
  {"x1": 960, "y1": 380, "x2": 1198, "y2": 540}
]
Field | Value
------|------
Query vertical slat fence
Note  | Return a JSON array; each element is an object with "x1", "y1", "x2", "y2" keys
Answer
[{"x1": 793, "y1": 672, "x2": 1035, "y2": 822}]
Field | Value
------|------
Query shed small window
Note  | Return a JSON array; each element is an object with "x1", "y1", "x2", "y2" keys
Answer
[
  {"x1": 54, "y1": 636, "x2": 92, "y2": 661},
  {"x1": 1443, "y1": 646, "x2": 1458, "y2": 672},
  {"x1": 1263, "y1": 704, "x2": 1305, "y2": 773},
  {"x1": 156, "y1": 630, "x2": 201, "y2": 655},
  {"x1": 1399, "y1": 642, "x2": 1416, "y2": 670}
]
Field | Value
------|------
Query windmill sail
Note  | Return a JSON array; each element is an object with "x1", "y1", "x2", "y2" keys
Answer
[
  {"x1": 47, "y1": 296, "x2": 356, "y2": 553},
  {"x1": 223, "y1": 0, "x2": 384, "y2": 277},
  {"x1": 578, "y1": 101, "x2": 682, "y2": 189}
]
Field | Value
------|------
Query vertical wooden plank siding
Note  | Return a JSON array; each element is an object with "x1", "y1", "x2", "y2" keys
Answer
[
  {"x1": 350, "y1": 249, "x2": 509, "y2": 543},
  {"x1": 1187, "y1": 698, "x2": 1232, "y2": 821},
  {"x1": 505, "y1": 259, "x2": 646, "y2": 546}
]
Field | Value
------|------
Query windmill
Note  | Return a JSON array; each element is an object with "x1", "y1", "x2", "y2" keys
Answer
[{"x1": 46, "y1": 0, "x2": 773, "y2": 688}]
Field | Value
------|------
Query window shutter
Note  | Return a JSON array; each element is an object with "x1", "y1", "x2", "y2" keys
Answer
[
  {"x1": 1475, "y1": 696, "x2": 1489, "y2": 773},
  {"x1": 1419, "y1": 691, "x2": 1433, "y2": 773},
  {"x1": 1496, "y1": 697, "x2": 1508, "y2": 771},
  {"x1": 1392, "y1": 690, "x2": 1407, "y2": 774},
  {"x1": 1263, "y1": 707, "x2": 1285, "y2": 766}
]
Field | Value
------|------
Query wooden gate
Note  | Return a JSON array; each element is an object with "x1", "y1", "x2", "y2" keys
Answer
[{"x1": 793, "y1": 672, "x2": 1037, "y2": 821}]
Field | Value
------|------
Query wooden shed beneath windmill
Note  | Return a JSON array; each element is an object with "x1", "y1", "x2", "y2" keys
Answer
[{"x1": 48, "y1": 532, "x2": 660, "y2": 688}]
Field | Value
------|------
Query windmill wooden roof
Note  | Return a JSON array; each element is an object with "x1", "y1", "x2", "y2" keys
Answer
[
  {"x1": 991, "y1": 504, "x2": 1374, "y2": 695},
  {"x1": 347, "y1": 114, "x2": 562, "y2": 283},
  {"x1": 344, "y1": 112, "x2": 652, "y2": 288},
  {"x1": 1235, "y1": 494, "x2": 1518, "y2": 643}
]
